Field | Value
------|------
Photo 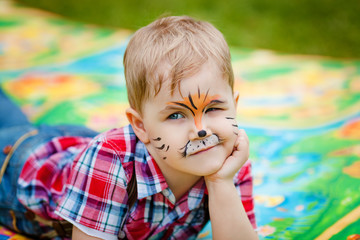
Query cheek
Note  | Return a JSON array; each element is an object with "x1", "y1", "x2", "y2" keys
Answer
[
  {"x1": 150, "y1": 131, "x2": 189, "y2": 155},
  {"x1": 211, "y1": 117, "x2": 237, "y2": 136},
  {"x1": 167, "y1": 133, "x2": 189, "y2": 150}
]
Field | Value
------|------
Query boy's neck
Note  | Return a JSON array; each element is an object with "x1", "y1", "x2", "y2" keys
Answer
[
  {"x1": 163, "y1": 171, "x2": 201, "y2": 201},
  {"x1": 151, "y1": 153, "x2": 202, "y2": 201},
  {"x1": 144, "y1": 145, "x2": 202, "y2": 201}
]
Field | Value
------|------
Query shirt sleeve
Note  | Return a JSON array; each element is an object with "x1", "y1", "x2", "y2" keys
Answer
[
  {"x1": 60, "y1": 215, "x2": 118, "y2": 240},
  {"x1": 55, "y1": 138, "x2": 130, "y2": 237},
  {"x1": 234, "y1": 160, "x2": 257, "y2": 229}
]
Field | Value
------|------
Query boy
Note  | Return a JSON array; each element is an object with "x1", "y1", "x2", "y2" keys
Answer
[{"x1": 0, "y1": 16, "x2": 257, "y2": 239}]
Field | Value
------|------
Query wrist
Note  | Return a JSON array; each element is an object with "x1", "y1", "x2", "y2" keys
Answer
[{"x1": 204, "y1": 177, "x2": 234, "y2": 192}]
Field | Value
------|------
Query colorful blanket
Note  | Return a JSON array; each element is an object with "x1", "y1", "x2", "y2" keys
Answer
[{"x1": 0, "y1": 1, "x2": 359, "y2": 239}]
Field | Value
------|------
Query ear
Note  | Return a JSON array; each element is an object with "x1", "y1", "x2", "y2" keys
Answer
[
  {"x1": 126, "y1": 108, "x2": 150, "y2": 144},
  {"x1": 233, "y1": 91, "x2": 240, "y2": 108}
]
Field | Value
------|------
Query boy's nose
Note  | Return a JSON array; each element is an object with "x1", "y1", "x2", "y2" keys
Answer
[
  {"x1": 189, "y1": 126, "x2": 211, "y2": 140},
  {"x1": 197, "y1": 130, "x2": 207, "y2": 138}
]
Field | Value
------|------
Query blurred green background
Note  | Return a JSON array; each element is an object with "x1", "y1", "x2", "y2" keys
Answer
[{"x1": 17, "y1": 0, "x2": 360, "y2": 58}]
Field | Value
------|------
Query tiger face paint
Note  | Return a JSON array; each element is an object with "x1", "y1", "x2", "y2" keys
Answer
[
  {"x1": 168, "y1": 89, "x2": 221, "y2": 131},
  {"x1": 137, "y1": 60, "x2": 239, "y2": 182}
]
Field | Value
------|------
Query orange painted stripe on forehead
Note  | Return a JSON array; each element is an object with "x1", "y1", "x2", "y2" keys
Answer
[{"x1": 168, "y1": 90, "x2": 220, "y2": 130}]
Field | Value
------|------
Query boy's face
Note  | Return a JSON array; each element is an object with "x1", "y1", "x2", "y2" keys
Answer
[{"x1": 139, "y1": 60, "x2": 239, "y2": 179}]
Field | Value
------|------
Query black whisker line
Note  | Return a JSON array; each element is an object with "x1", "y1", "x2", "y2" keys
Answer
[
  {"x1": 180, "y1": 141, "x2": 189, "y2": 150},
  {"x1": 180, "y1": 141, "x2": 189, "y2": 158},
  {"x1": 156, "y1": 144, "x2": 165, "y2": 150},
  {"x1": 232, "y1": 124, "x2": 238, "y2": 127},
  {"x1": 153, "y1": 137, "x2": 161, "y2": 141},
  {"x1": 226, "y1": 117, "x2": 235, "y2": 120},
  {"x1": 217, "y1": 137, "x2": 225, "y2": 144},
  {"x1": 172, "y1": 102, "x2": 195, "y2": 116},
  {"x1": 233, "y1": 131, "x2": 239, "y2": 135},
  {"x1": 188, "y1": 93, "x2": 197, "y2": 110},
  {"x1": 166, "y1": 145, "x2": 169, "y2": 152}
]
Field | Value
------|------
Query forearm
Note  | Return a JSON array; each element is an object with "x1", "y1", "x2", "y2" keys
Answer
[
  {"x1": 206, "y1": 179, "x2": 258, "y2": 240},
  {"x1": 72, "y1": 226, "x2": 103, "y2": 240}
]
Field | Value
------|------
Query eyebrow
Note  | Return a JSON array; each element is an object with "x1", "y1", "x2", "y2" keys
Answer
[
  {"x1": 172, "y1": 102, "x2": 195, "y2": 115},
  {"x1": 159, "y1": 105, "x2": 187, "y2": 115},
  {"x1": 209, "y1": 99, "x2": 226, "y2": 104},
  {"x1": 201, "y1": 99, "x2": 227, "y2": 111},
  {"x1": 163, "y1": 98, "x2": 227, "y2": 115}
]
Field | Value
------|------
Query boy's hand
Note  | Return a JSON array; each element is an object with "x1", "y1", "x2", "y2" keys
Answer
[
  {"x1": 204, "y1": 129, "x2": 258, "y2": 239},
  {"x1": 205, "y1": 129, "x2": 249, "y2": 184}
]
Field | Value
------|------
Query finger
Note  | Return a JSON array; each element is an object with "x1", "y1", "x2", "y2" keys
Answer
[
  {"x1": 231, "y1": 145, "x2": 248, "y2": 162},
  {"x1": 235, "y1": 129, "x2": 249, "y2": 151},
  {"x1": 226, "y1": 147, "x2": 248, "y2": 172}
]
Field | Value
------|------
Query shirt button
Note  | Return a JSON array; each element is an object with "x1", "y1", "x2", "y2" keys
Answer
[
  {"x1": 163, "y1": 189, "x2": 170, "y2": 197},
  {"x1": 118, "y1": 230, "x2": 126, "y2": 239},
  {"x1": 3, "y1": 145, "x2": 12, "y2": 155}
]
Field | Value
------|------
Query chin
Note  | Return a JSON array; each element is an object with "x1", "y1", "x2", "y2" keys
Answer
[{"x1": 196, "y1": 153, "x2": 226, "y2": 176}]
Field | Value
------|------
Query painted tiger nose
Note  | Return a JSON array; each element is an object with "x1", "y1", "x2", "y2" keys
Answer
[{"x1": 198, "y1": 130, "x2": 207, "y2": 137}]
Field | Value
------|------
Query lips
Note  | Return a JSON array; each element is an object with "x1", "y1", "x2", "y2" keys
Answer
[
  {"x1": 191, "y1": 145, "x2": 216, "y2": 155},
  {"x1": 184, "y1": 134, "x2": 220, "y2": 156}
]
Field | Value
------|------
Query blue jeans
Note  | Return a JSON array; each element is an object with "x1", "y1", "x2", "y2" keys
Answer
[{"x1": 0, "y1": 88, "x2": 98, "y2": 237}]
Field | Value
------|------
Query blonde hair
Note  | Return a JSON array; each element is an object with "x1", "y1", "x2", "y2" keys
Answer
[{"x1": 123, "y1": 16, "x2": 234, "y2": 113}]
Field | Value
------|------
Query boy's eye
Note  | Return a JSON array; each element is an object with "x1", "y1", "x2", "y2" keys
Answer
[
  {"x1": 205, "y1": 107, "x2": 220, "y2": 113},
  {"x1": 168, "y1": 113, "x2": 184, "y2": 120}
]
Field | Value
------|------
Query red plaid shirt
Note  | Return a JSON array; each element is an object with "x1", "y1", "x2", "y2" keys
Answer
[{"x1": 18, "y1": 125, "x2": 256, "y2": 240}]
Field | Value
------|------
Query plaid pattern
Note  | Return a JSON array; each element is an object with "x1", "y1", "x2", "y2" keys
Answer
[
  {"x1": 19, "y1": 125, "x2": 255, "y2": 239},
  {"x1": 17, "y1": 136, "x2": 92, "y2": 220},
  {"x1": 235, "y1": 160, "x2": 256, "y2": 227}
]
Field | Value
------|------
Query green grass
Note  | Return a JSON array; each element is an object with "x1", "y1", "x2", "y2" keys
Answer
[{"x1": 16, "y1": 0, "x2": 360, "y2": 58}]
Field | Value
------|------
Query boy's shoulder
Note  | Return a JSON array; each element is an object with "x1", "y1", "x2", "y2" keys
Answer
[
  {"x1": 97, "y1": 124, "x2": 137, "y2": 142},
  {"x1": 90, "y1": 124, "x2": 139, "y2": 161}
]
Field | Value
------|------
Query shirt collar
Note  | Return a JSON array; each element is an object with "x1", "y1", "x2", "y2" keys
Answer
[
  {"x1": 134, "y1": 140, "x2": 168, "y2": 199},
  {"x1": 133, "y1": 134, "x2": 207, "y2": 209},
  {"x1": 186, "y1": 178, "x2": 207, "y2": 210}
]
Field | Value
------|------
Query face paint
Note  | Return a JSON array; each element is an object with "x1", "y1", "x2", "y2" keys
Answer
[
  {"x1": 168, "y1": 89, "x2": 221, "y2": 130},
  {"x1": 226, "y1": 117, "x2": 239, "y2": 136},
  {"x1": 152, "y1": 137, "x2": 170, "y2": 160},
  {"x1": 140, "y1": 60, "x2": 239, "y2": 178},
  {"x1": 180, "y1": 134, "x2": 221, "y2": 157}
]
